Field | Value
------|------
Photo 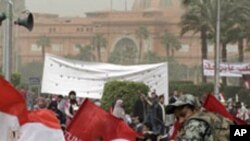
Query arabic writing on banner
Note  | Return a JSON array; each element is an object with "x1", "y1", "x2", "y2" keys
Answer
[{"x1": 203, "y1": 60, "x2": 250, "y2": 77}]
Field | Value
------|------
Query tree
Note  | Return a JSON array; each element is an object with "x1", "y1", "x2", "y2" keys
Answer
[
  {"x1": 92, "y1": 33, "x2": 106, "y2": 62},
  {"x1": 11, "y1": 72, "x2": 21, "y2": 87},
  {"x1": 181, "y1": 0, "x2": 250, "y2": 85},
  {"x1": 36, "y1": 35, "x2": 51, "y2": 61},
  {"x1": 75, "y1": 44, "x2": 95, "y2": 61},
  {"x1": 181, "y1": 0, "x2": 214, "y2": 83},
  {"x1": 102, "y1": 80, "x2": 149, "y2": 113},
  {"x1": 161, "y1": 32, "x2": 181, "y2": 58},
  {"x1": 108, "y1": 38, "x2": 138, "y2": 65},
  {"x1": 136, "y1": 25, "x2": 149, "y2": 62}
]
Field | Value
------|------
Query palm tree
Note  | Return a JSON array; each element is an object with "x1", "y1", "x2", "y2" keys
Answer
[
  {"x1": 136, "y1": 25, "x2": 149, "y2": 62},
  {"x1": 161, "y1": 32, "x2": 181, "y2": 58},
  {"x1": 92, "y1": 33, "x2": 106, "y2": 62},
  {"x1": 36, "y1": 35, "x2": 51, "y2": 61},
  {"x1": 181, "y1": 0, "x2": 215, "y2": 83},
  {"x1": 75, "y1": 44, "x2": 95, "y2": 61}
]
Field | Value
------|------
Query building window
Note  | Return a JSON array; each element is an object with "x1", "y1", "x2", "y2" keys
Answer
[
  {"x1": 52, "y1": 44, "x2": 62, "y2": 52},
  {"x1": 143, "y1": 0, "x2": 151, "y2": 8},
  {"x1": 179, "y1": 44, "x2": 189, "y2": 52},
  {"x1": 49, "y1": 27, "x2": 56, "y2": 33},
  {"x1": 31, "y1": 44, "x2": 41, "y2": 52},
  {"x1": 161, "y1": 0, "x2": 172, "y2": 7}
]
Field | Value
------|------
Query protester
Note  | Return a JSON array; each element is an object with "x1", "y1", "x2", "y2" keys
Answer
[
  {"x1": 64, "y1": 91, "x2": 79, "y2": 126},
  {"x1": 236, "y1": 102, "x2": 250, "y2": 121},
  {"x1": 57, "y1": 95, "x2": 66, "y2": 113},
  {"x1": 112, "y1": 99, "x2": 126, "y2": 121},
  {"x1": 33, "y1": 96, "x2": 47, "y2": 109},
  {"x1": 133, "y1": 93, "x2": 147, "y2": 123},
  {"x1": 48, "y1": 101, "x2": 66, "y2": 130},
  {"x1": 154, "y1": 95, "x2": 166, "y2": 135},
  {"x1": 166, "y1": 94, "x2": 232, "y2": 141},
  {"x1": 144, "y1": 92, "x2": 159, "y2": 132},
  {"x1": 136, "y1": 122, "x2": 157, "y2": 141}
]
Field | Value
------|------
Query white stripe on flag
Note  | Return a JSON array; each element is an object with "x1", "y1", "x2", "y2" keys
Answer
[
  {"x1": 17, "y1": 123, "x2": 65, "y2": 141},
  {"x1": 0, "y1": 111, "x2": 20, "y2": 141}
]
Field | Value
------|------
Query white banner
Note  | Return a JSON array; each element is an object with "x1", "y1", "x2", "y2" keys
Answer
[
  {"x1": 42, "y1": 54, "x2": 169, "y2": 104},
  {"x1": 203, "y1": 60, "x2": 250, "y2": 77}
]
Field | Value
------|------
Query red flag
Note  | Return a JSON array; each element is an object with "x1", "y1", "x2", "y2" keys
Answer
[
  {"x1": 104, "y1": 114, "x2": 137, "y2": 141},
  {"x1": 203, "y1": 94, "x2": 247, "y2": 125},
  {"x1": 65, "y1": 99, "x2": 105, "y2": 141},
  {"x1": 0, "y1": 77, "x2": 28, "y2": 124},
  {"x1": 65, "y1": 99, "x2": 137, "y2": 141}
]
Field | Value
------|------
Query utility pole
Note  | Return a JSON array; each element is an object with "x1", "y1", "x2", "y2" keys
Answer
[
  {"x1": 214, "y1": 0, "x2": 221, "y2": 97},
  {"x1": 3, "y1": 0, "x2": 13, "y2": 81},
  {"x1": 110, "y1": 0, "x2": 113, "y2": 11},
  {"x1": 125, "y1": 0, "x2": 127, "y2": 11}
]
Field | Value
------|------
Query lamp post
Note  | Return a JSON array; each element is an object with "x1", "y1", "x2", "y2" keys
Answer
[
  {"x1": 214, "y1": 0, "x2": 221, "y2": 97},
  {"x1": 3, "y1": 0, "x2": 13, "y2": 81}
]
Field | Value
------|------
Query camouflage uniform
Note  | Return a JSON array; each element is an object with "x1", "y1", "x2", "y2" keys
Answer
[{"x1": 176, "y1": 119, "x2": 213, "y2": 141}]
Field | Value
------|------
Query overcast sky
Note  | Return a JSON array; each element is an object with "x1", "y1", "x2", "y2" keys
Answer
[{"x1": 25, "y1": 0, "x2": 134, "y2": 17}]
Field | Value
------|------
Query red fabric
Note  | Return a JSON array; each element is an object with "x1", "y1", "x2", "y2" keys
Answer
[
  {"x1": 0, "y1": 77, "x2": 28, "y2": 125},
  {"x1": 168, "y1": 119, "x2": 181, "y2": 140},
  {"x1": 28, "y1": 109, "x2": 61, "y2": 129},
  {"x1": 66, "y1": 99, "x2": 105, "y2": 141},
  {"x1": 104, "y1": 114, "x2": 137, "y2": 141},
  {"x1": 203, "y1": 94, "x2": 247, "y2": 125},
  {"x1": 66, "y1": 99, "x2": 137, "y2": 141}
]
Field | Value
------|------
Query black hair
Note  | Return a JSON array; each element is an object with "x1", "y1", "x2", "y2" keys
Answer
[
  {"x1": 143, "y1": 122, "x2": 153, "y2": 130},
  {"x1": 68, "y1": 91, "x2": 76, "y2": 96}
]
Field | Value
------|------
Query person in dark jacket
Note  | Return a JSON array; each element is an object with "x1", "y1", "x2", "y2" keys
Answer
[{"x1": 133, "y1": 93, "x2": 147, "y2": 123}]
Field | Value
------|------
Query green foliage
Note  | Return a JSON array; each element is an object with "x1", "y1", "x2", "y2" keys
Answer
[
  {"x1": 108, "y1": 38, "x2": 138, "y2": 65},
  {"x1": 92, "y1": 33, "x2": 107, "y2": 62},
  {"x1": 67, "y1": 44, "x2": 95, "y2": 61},
  {"x1": 31, "y1": 86, "x2": 40, "y2": 94},
  {"x1": 102, "y1": 80, "x2": 149, "y2": 113},
  {"x1": 142, "y1": 51, "x2": 165, "y2": 64},
  {"x1": 136, "y1": 25, "x2": 149, "y2": 62},
  {"x1": 36, "y1": 35, "x2": 51, "y2": 60},
  {"x1": 161, "y1": 32, "x2": 181, "y2": 57},
  {"x1": 11, "y1": 72, "x2": 21, "y2": 87}
]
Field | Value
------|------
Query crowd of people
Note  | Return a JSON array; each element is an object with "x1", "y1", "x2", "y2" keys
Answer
[{"x1": 19, "y1": 88, "x2": 250, "y2": 141}]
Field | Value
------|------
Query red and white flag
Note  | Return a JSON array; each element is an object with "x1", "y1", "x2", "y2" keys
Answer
[
  {"x1": 0, "y1": 77, "x2": 28, "y2": 141},
  {"x1": 65, "y1": 99, "x2": 137, "y2": 141},
  {"x1": 17, "y1": 109, "x2": 65, "y2": 141},
  {"x1": 0, "y1": 77, "x2": 65, "y2": 141}
]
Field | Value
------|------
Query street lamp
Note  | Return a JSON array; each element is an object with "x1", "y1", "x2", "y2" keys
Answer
[
  {"x1": 1, "y1": 0, "x2": 33, "y2": 81},
  {"x1": 214, "y1": 0, "x2": 221, "y2": 97}
]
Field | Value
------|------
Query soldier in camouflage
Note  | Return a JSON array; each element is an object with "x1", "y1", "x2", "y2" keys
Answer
[{"x1": 166, "y1": 94, "x2": 215, "y2": 141}]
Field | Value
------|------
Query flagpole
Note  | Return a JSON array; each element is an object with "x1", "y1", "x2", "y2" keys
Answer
[{"x1": 214, "y1": 0, "x2": 221, "y2": 97}]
